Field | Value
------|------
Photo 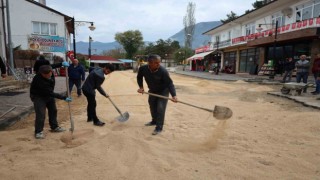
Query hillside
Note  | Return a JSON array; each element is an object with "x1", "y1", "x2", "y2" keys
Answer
[{"x1": 75, "y1": 21, "x2": 221, "y2": 54}]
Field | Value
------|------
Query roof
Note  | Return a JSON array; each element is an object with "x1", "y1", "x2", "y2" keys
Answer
[
  {"x1": 119, "y1": 59, "x2": 134, "y2": 63},
  {"x1": 25, "y1": 0, "x2": 74, "y2": 34},
  {"x1": 89, "y1": 55, "x2": 123, "y2": 64}
]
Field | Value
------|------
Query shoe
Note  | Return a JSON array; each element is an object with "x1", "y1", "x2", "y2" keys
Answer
[
  {"x1": 94, "y1": 121, "x2": 105, "y2": 126},
  {"x1": 35, "y1": 131, "x2": 44, "y2": 139},
  {"x1": 145, "y1": 121, "x2": 156, "y2": 126},
  {"x1": 77, "y1": 94, "x2": 82, "y2": 97},
  {"x1": 51, "y1": 127, "x2": 66, "y2": 132},
  {"x1": 311, "y1": 92, "x2": 319, "y2": 95},
  {"x1": 87, "y1": 119, "x2": 93, "y2": 122},
  {"x1": 152, "y1": 129, "x2": 162, "y2": 135}
]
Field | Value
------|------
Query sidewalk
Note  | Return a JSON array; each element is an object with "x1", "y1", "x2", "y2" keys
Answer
[
  {"x1": 0, "y1": 70, "x2": 319, "y2": 130},
  {"x1": 0, "y1": 76, "x2": 67, "y2": 130}
]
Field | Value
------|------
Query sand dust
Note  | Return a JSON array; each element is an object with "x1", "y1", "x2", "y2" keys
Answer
[{"x1": 0, "y1": 70, "x2": 319, "y2": 179}]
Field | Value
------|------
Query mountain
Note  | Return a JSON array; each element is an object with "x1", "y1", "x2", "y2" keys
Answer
[
  {"x1": 75, "y1": 21, "x2": 222, "y2": 54},
  {"x1": 169, "y1": 21, "x2": 222, "y2": 49}
]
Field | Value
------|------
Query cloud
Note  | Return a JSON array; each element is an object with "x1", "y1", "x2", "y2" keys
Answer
[{"x1": 46, "y1": 0, "x2": 254, "y2": 42}]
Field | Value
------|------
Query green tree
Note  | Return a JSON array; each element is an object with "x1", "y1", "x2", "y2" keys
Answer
[
  {"x1": 173, "y1": 47, "x2": 193, "y2": 64},
  {"x1": 144, "y1": 39, "x2": 180, "y2": 59},
  {"x1": 220, "y1": 11, "x2": 238, "y2": 24},
  {"x1": 115, "y1": 30, "x2": 144, "y2": 59},
  {"x1": 101, "y1": 47, "x2": 126, "y2": 59}
]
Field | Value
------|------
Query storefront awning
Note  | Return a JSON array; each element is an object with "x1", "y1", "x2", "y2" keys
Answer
[{"x1": 187, "y1": 51, "x2": 213, "y2": 60}]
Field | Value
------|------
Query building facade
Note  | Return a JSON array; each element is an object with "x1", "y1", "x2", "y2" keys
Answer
[
  {"x1": 199, "y1": 0, "x2": 320, "y2": 75},
  {"x1": 0, "y1": 0, "x2": 73, "y2": 66}
]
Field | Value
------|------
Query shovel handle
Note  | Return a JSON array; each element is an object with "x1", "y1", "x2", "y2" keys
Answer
[
  {"x1": 106, "y1": 96, "x2": 124, "y2": 117},
  {"x1": 143, "y1": 92, "x2": 213, "y2": 113}
]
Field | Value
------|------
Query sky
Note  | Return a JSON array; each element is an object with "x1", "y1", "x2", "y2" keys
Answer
[{"x1": 46, "y1": 0, "x2": 255, "y2": 43}]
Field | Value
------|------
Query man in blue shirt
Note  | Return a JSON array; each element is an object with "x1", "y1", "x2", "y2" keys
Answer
[
  {"x1": 68, "y1": 59, "x2": 86, "y2": 97},
  {"x1": 137, "y1": 54, "x2": 178, "y2": 135}
]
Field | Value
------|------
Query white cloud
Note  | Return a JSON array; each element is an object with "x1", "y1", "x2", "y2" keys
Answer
[{"x1": 46, "y1": 0, "x2": 254, "y2": 42}]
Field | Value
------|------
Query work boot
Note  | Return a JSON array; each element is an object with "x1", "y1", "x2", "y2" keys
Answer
[
  {"x1": 145, "y1": 121, "x2": 156, "y2": 126},
  {"x1": 94, "y1": 121, "x2": 105, "y2": 126}
]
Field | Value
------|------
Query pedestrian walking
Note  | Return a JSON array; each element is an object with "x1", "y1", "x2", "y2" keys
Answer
[
  {"x1": 295, "y1": 55, "x2": 310, "y2": 93},
  {"x1": 82, "y1": 64, "x2": 114, "y2": 126},
  {"x1": 282, "y1": 57, "x2": 295, "y2": 83},
  {"x1": 30, "y1": 65, "x2": 72, "y2": 139},
  {"x1": 67, "y1": 59, "x2": 85, "y2": 97},
  {"x1": 311, "y1": 53, "x2": 320, "y2": 95},
  {"x1": 137, "y1": 54, "x2": 178, "y2": 135}
]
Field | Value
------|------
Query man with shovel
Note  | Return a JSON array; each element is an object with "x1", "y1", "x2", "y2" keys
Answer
[
  {"x1": 137, "y1": 54, "x2": 178, "y2": 135},
  {"x1": 82, "y1": 64, "x2": 114, "y2": 126}
]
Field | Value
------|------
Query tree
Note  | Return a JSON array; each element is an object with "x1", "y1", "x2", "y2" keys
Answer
[
  {"x1": 143, "y1": 39, "x2": 180, "y2": 58},
  {"x1": 101, "y1": 47, "x2": 126, "y2": 59},
  {"x1": 220, "y1": 11, "x2": 238, "y2": 24},
  {"x1": 173, "y1": 47, "x2": 193, "y2": 64},
  {"x1": 183, "y1": 2, "x2": 196, "y2": 49},
  {"x1": 115, "y1": 30, "x2": 144, "y2": 59},
  {"x1": 252, "y1": 0, "x2": 266, "y2": 9}
]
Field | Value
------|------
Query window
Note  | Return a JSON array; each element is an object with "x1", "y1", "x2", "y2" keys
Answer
[
  {"x1": 32, "y1": 21, "x2": 57, "y2": 36},
  {"x1": 245, "y1": 23, "x2": 255, "y2": 35},
  {"x1": 272, "y1": 13, "x2": 285, "y2": 26},
  {"x1": 296, "y1": 1, "x2": 316, "y2": 22}
]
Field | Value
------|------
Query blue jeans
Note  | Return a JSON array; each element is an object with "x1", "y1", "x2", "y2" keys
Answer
[
  {"x1": 316, "y1": 78, "x2": 320, "y2": 93},
  {"x1": 69, "y1": 78, "x2": 82, "y2": 95},
  {"x1": 148, "y1": 89, "x2": 169, "y2": 130},
  {"x1": 282, "y1": 70, "x2": 293, "y2": 82},
  {"x1": 296, "y1": 72, "x2": 309, "y2": 92}
]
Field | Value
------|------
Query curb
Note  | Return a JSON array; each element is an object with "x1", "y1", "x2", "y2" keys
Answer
[
  {"x1": 0, "y1": 106, "x2": 34, "y2": 130},
  {"x1": 267, "y1": 92, "x2": 320, "y2": 109}
]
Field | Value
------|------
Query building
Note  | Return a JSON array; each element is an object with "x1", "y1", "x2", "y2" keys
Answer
[
  {"x1": 0, "y1": 0, "x2": 73, "y2": 67},
  {"x1": 89, "y1": 55, "x2": 124, "y2": 70},
  {"x1": 194, "y1": 0, "x2": 320, "y2": 76}
]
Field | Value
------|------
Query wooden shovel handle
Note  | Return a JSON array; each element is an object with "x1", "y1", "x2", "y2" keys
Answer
[{"x1": 143, "y1": 92, "x2": 214, "y2": 113}]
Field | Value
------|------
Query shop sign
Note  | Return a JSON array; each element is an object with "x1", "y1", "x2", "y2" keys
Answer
[
  {"x1": 28, "y1": 35, "x2": 66, "y2": 52},
  {"x1": 195, "y1": 45, "x2": 210, "y2": 54}
]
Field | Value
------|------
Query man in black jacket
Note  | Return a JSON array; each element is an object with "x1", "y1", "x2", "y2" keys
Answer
[
  {"x1": 30, "y1": 65, "x2": 72, "y2": 139},
  {"x1": 282, "y1": 57, "x2": 296, "y2": 83},
  {"x1": 82, "y1": 64, "x2": 114, "y2": 126},
  {"x1": 137, "y1": 54, "x2": 178, "y2": 135}
]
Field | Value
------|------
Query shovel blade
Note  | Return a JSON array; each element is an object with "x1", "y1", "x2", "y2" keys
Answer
[
  {"x1": 213, "y1": 106, "x2": 233, "y2": 120},
  {"x1": 116, "y1": 111, "x2": 130, "y2": 122}
]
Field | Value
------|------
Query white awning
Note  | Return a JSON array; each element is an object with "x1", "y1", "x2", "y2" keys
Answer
[
  {"x1": 187, "y1": 51, "x2": 213, "y2": 60},
  {"x1": 90, "y1": 60, "x2": 124, "y2": 64}
]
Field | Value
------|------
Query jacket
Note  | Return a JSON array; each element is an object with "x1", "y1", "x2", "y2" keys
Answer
[
  {"x1": 30, "y1": 73, "x2": 66, "y2": 100},
  {"x1": 283, "y1": 60, "x2": 295, "y2": 71},
  {"x1": 81, "y1": 67, "x2": 107, "y2": 96},
  {"x1": 312, "y1": 58, "x2": 320, "y2": 75},
  {"x1": 137, "y1": 65, "x2": 176, "y2": 97},
  {"x1": 295, "y1": 60, "x2": 310, "y2": 73},
  {"x1": 68, "y1": 64, "x2": 85, "y2": 80}
]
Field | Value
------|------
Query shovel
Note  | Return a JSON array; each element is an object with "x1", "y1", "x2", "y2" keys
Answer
[
  {"x1": 143, "y1": 92, "x2": 232, "y2": 120},
  {"x1": 105, "y1": 96, "x2": 129, "y2": 122}
]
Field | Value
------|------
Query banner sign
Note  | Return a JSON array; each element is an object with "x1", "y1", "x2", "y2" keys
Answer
[
  {"x1": 232, "y1": 17, "x2": 320, "y2": 45},
  {"x1": 28, "y1": 35, "x2": 66, "y2": 52}
]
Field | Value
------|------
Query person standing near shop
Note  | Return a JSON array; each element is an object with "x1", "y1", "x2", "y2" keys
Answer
[
  {"x1": 295, "y1": 55, "x2": 310, "y2": 93},
  {"x1": 68, "y1": 59, "x2": 85, "y2": 97},
  {"x1": 282, "y1": 57, "x2": 295, "y2": 83},
  {"x1": 137, "y1": 54, "x2": 178, "y2": 135},
  {"x1": 311, "y1": 53, "x2": 320, "y2": 95}
]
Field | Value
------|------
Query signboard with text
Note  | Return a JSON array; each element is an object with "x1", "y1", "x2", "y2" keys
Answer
[{"x1": 28, "y1": 35, "x2": 66, "y2": 52}]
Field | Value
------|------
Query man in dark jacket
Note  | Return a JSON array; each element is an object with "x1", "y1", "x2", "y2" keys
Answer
[
  {"x1": 311, "y1": 53, "x2": 320, "y2": 95},
  {"x1": 68, "y1": 59, "x2": 85, "y2": 97},
  {"x1": 282, "y1": 57, "x2": 295, "y2": 83},
  {"x1": 30, "y1": 65, "x2": 72, "y2": 139},
  {"x1": 0, "y1": 57, "x2": 7, "y2": 78},
  {"x1": 82, "y1": 64, "x2": 114, "y2": 126},
  {"x1": 137, "y1": 54, "x2": 178, "y2": 135}
]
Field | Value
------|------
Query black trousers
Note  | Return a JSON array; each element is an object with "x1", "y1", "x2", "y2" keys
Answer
[
  {"x1": 148, "y1": 89, "x2": 169, "y2": 130},
  {"x1": 69, "y1": 78, "x2": 82, "y2": 95},
  {"x1": 32, "y1": 96, "x2": 58, "y2": 134},
  {"x1": 82, "y1": 90, "x2": 99, "y2": 122}
]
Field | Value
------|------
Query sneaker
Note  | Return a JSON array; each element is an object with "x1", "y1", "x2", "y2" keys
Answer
[
  {"x1": 94, "y1": 121, "x2": 105, "y2": 126},
  {"x1": 152, "y1": 129, "x2": 162, "y2": 135},
  {"x1": 145, "y1": 121, "x2": 156, "y2": 126},
  {"x1": 35, "y1": 131, "x2": 44, "y2": 139},
  {"x1": 51, "y1": 127, "x2": 66, "y2": 132}
]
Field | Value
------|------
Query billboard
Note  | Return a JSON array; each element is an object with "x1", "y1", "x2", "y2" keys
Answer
[{"x1": 28, "y1": 35, "x2": 66, "y2": 52}]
